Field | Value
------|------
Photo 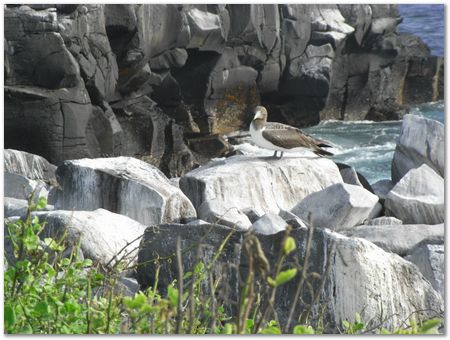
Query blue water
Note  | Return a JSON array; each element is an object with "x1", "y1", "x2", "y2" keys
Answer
[
  {"x1": 305, "y1": 101, "x2": 444, "y2": 184},
  {"x1": 398, "y1": 4, "x2": 445, "y2": 57},
  {"x1": 303, "y1": 5, "x2": 445, "y2": 185}
]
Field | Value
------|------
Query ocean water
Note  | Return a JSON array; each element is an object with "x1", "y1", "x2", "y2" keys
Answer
[
  {"x1": 305, "y1": 101, "x2": 444, "y2": 184},
  {"x1": 398, "y1": 4, "x2": 445, "y2": 57}
]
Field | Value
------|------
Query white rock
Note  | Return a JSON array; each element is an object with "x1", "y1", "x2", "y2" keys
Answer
[
  {"x1": 385, "y1": 164, "x2": 444, "y2": 224},
  {"x1": 392, "y1": 114, "x2": 444, "y2": 182},
  {"x1": 344, "y1": 223, "x2": 444, "y2": 255},
  {"x1": 4, "y1": 149, "x2": 57, "y2": 185},
  {"x1": 4, "y1": 172, "x2": 49, "y2": 201},
  {"x1": 55, "y1": 157, "x2": 197, "y2": 225},
  {"x1": 33, "y1": 209, "x2": 147, "y2": 268},
  {"x1": 331, "y1": 231, "x2": 442, "y2": 328},
  {"x1": 291, "y1": 183, "x2": 379, "y2": 231},
  {"x1": 179, "y1": 155, "x2": 343, "y2": 229},
  {"x1": 251, "y1": 212, "x2": 288, "y2": 235},
  {"x1": 405, "y1": 244, "x2": 444, "y2": 297},
  {"x1": 4, "y1": 196, "x2": 54, "y2": 218}
]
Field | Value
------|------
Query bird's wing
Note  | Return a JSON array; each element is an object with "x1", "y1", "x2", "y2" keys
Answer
[
  {"x1": 265, "y1": 122, "x2": 333, "y2": 148},
  {"x1": 262, "y1": 124, "x2": 318, "y2": 149}
]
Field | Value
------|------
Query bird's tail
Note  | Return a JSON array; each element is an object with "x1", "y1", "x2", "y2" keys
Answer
[{"x1": 314, "y1": 147, "x2": 334, "y2": 157}]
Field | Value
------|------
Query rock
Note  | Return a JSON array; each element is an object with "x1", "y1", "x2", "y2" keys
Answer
[
  {"x1": 4, "y1": 149, "x2": 57, "y2": 186},
  {"x1": 55, "y1": 157, "x2": 197, "y2": 225},
  {"x1": 405, "y1": 244, "x2": 444, "y2": 297},
  {"x1": 4, "y1": 173, "x2": 49, "y2": 201},
  {"x1": 392, "y1": 114, "x2": 444, "y2": 183},
  {"x1": 4, "y1": 197, "x2": 54, "y2": 218},
  {"x1": 251, "y1": 212, "x2": 288, "y2": 235},
  {"x1": 371, "y1": 179, "x2": 394, "y2": 201},
  {"x1": 179, "y1": 155, "x2": 342, "y2": 229},
  {"x1": 344, "y1": 223, "x2": 444, "y2": 256},
  {"x1": 33, "y1": 209, "x2": 147, "y2": 269},
  {"x1": 115, "y1": 277, "x2": 140, "y2": 297},
  {"x1": 137, "y1": 222, "x2": 443, "y2": 330},
  {"x1": 366, "y1": 216, "x2": 402, "y2": 226},
  {"x1": 186, "y1": 8, "x2": 224, "y2": 50},
  {"x1": 291, "y1": 183, "x2": 379, "y2": 231},
  {"x1": 385, "y1": 164, "x2": 444, "y2": 224},
  {"x1": 137, "y1": 223, "x2": 243, "y2": 291},
  {"x1": 336, "y1": 163, "x2": 374, "y2": 193}
]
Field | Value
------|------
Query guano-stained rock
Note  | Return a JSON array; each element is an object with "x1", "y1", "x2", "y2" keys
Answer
[
  {"x1": 55, "y1": 157, "x2": 197, "y2": 225},
  {"x1": 291, "y1": 183, "x2": 379, "y2": 231},
  {"x1": 179, "y1": 155, "x2": 343, "y2": 229},
  {"x1": 385, "y1": 164, "x2": 444, "y2": 225}
]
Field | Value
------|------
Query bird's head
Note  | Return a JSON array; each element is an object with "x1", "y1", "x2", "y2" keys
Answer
[{"x1": 252, "y1": 106, "x2": 268, "y2": 123}]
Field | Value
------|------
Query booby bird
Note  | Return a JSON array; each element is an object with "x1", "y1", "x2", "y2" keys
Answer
[{"x1": 249, "y1": 106, "x2": 334, "y2": 158}]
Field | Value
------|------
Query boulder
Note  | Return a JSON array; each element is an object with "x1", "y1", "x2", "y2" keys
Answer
[
  {"x1": 385, "y1": 164, "x2": 444, "y2": 225},
  {"x1": 4, "y1": 173, "x2": 49, "y2": 201},
  {"x1": 32, "y1": 209, "x2": 147, "y2": 269},
  {"x1": 4, "y1": 149, "x2": 57, "y2": 186},
  {"x1": 115, "y1": 277, "x2": 140, "y2": 297},
  {"x1": 291, "y1": 183, "x2": 379, "y2": 231},
  {"x1": 179, "y1": 155, "x2": 342, "y2": 229},
  {"x1": 392, "y1": 114, "x2": 444, "y2": 183},
  {"x1": 55, "y1": 157, "x2": 197, "y2": 225},
  {"x1": 344, "y1": 223, "x2": 444, "y2": 256},
  {"x1": 336, "y1": 163, "x2": 374, "y2": 193},
  {"x1": 251, "y1": 212, "x2": 288, "y2": 235},
  {"x1": 371, "y1": 179, "x2": 394, "y2": 202},
  {"x1": 405, "y1": 244, "x2": 444, "y2": 297},
  {"x1": 137, "y1": 223, "x2": 243, "y2": 291},
  {"x1": 4, "y1": 197, "x2": 54, "y2": 218},
  {"x1": 136, "y1": 222, "x2": 443, "y2": 331}
]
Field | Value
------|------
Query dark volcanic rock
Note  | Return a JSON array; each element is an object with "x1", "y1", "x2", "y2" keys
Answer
[{"x1": 4, "y1": 4, "x2": 444, "y2": 173}]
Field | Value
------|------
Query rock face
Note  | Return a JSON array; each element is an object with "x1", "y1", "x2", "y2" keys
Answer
[
  {"x1": 391, "y1": 114, "x2": 444, "y2": 183},
  {"x1": 345, "y1": 223, "x2": 444, "y2": 256},
  {"x1": 33, "y1": 209, "x2": 147, "y2": 268},
  {"x1": 405, "y1": 243, "x2": 444, "y2": 297},
  {"x1": 291, "y1": 183, "x2": 379, "y2": 231},
  {"x1": 4, "y1": 197, "x2": 54, "y2": 218},
  {"x1": 4, "y1": 4, "x2": 444, "y2": 176},
  {"x1": 179, "y1": 155, "x2": 343, "y2": 229},
  {"x1": 250, "y1": 212, "x2": 288, "y2": 235},
  {"x1": 55, "y1": 157, "x2": 197, "y2": 225},
  {"x1": 136, "y1": 223, "x2": 443, "y2": 331},
  {"x1": 385, "y1": 164, "x2": 444, "y2": 224},
  {"x1": 4, "y1": 149, "x2": 57, "y2": 186}
]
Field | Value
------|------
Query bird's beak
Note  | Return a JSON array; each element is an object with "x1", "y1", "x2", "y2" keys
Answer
[{"x1": 253, "y1": 110, "x2": 264, "y2": 120}]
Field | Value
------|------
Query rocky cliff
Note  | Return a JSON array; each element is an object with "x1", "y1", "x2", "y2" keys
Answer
[{"x1": 4, "y1": 4, "x2": 444, "y2": 176}]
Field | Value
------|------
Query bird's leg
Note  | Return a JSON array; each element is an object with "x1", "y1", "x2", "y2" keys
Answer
[
  {"x1": 279, "y1": 151, "x2": 284, "y2": 159},
  {"x1": 273, "y1": 150, "x2": 278, "y2": 158}
]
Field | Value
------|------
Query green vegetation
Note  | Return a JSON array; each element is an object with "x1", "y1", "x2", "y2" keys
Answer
[{"x1": 4, "y1": 196, "x2": 443, "y2": 334}]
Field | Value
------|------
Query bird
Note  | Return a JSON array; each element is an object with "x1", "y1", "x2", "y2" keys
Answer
[{"x1": 249, "y1": 105, "x2": 334, "y2": 158}]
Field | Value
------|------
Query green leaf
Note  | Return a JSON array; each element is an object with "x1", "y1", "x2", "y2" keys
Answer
[
  {"x1": 342, "y1": 320, "x2": 350, "y2": 329},
  {"x1": 354, "y1": 312, "x2": 361, "y2": 323},
  {"x1": 261, "y1": 326, "x2": 281, "y2": 334},
  {"x1": 354, "y1": 322, "x2": 364, "y2": 331},
  {"x1": 81, "y1": 259, "x2": 93, "y2": 267},
  {"x1": 269, "y1": 268, "x2": 297, "y2": 287},
  {"x1": 19, "y1": 324, "x2": 33, "y2": 334},
  {"x1": 124, "y1": 293, "x2": 146, "y2": 309},
  {"x1": 246, "y1": 319, "x2": 254, "y2": 333},
  {"x1": 4, "y1": 305, "x2": 16, "y2": 328},
  {"x1": 223, "y1": 323, "x2": 234, "y2": 334},
  {"x1": 283, "y1": 236, "x2": 296, "y2": 255},
  {"x1": 293, "y1": 325, "x2": 315, "y2": 334},
  {"x1": 194, "y1": 262, "x2": 205, "y2": 274},
  {"x1": 167, "y1": 285, "x2": 179, "y2": 306},
  {"x1": 419, "y1": 318, "x2": 441, "y2": 334},
  {"x1": 34, "y1": 301, "x2": 49, "y2": 316},
  {"x1": 36, "y1": 197, "x2": 47, "y2": 210}
]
